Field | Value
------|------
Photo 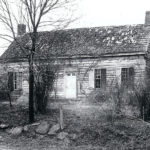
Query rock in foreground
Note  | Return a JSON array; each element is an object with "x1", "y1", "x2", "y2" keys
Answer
[
  {"x1": 10, "y1": 127, "x2": 23, "y2": 136},
  {"x1": 35, "y1": 121, "x2": 50, "y2": 135},
  {"x1": 0, "y1": 123, "x2": 9, "y2": 129},
  {"x1": 57, "y1": 132, "x2": 68, "y2": 140},
  {"x1": 48, "y1": 124, "x2": 60, "y2": 135}
]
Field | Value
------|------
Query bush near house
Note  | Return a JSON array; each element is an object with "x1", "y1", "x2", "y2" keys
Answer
[
  {"x1": 87, "y1": 84, "x2": 150, "y2": 120},
  {"x1": 0, "y1": 74, "x2": 11, "y2": 102},
  {"x1": 130, "y1": 89, "x2": 150, "y2": 120},
  {"x1": 87, "y1": 89, "x2": 109, "y2": 103},
  {"x1": 34, "y1": 65, "x2": 56, "y2": 114},
  {"x1": 0, "y1": 90, "x2": 10, "y2": 101}
]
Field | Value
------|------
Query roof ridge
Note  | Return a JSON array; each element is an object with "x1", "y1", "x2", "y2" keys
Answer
[{"x1": 37, "y1": 24, "x2": 145, "y2": 33}]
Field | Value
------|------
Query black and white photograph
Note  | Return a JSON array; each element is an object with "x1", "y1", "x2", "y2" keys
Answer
[{"x1": 0, "y1": 0, "x2": 150, "y2": 149}]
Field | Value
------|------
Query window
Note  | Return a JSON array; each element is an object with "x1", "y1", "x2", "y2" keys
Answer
[
  {"x1": 8, "y1": 72, "x2": 22, "y2": 91},
  {"x1": 121, "y1": 67, "x2": 134, "y2": 88},
  {"x1": 14, "y1": 72, "x2": 17, "y2": 89},
  {"x1": 95, "y1": 69, "x2": 106, "y2": 88},
  {"x1": 17, "y1": 72, "x2": 22, "y2": 89}
]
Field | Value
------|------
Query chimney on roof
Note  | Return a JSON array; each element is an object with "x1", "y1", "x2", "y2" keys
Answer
[
  {"x1": 145, "y1": 11, "x2": 150, "y2": 25},
  {"x1": 17, "y1": 24, "x2": 26, "y2": 36}
]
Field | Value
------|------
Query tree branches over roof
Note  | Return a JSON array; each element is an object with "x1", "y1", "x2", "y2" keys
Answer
[{"x1": 1, "y1": 24, "x2": 150, "y2": 61}]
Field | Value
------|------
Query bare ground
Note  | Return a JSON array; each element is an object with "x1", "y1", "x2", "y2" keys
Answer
[{"x1": 0, "y1": 102, "x2": 150, "y2": 150}]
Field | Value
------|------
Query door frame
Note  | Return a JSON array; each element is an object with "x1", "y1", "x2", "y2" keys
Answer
[{"x1": 64, "y1": 67, "x2": 78, "y2": 99}]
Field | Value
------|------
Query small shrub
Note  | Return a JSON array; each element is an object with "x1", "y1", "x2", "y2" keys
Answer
[
  {"x1": 88, "y1": 80, "x2": 150, "y2": 120},
  {"x1": 0, "y1": 90, "x2": 9, "y2": 101},
  {"x1": 132, "y1": 89, "x2": 150, "y2": 120},
  {"x1": 87, "y1": 89, "x2": 110, "y2": 103},
  {"x1": 111, "y1": 86, "x2": 150, "y2": 120}
]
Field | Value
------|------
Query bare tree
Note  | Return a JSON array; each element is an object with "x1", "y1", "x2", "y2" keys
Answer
[{"x1": 0, "y1": 0, "x2": 77, "y2": 123}]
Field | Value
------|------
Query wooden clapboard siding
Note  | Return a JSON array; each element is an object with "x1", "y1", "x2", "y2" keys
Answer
[
  {"x1": 1, "y1": 54, "x2": 146, "y2": 100},
  {"x1": 146, "y1": 56, "x2": 150, "y2": 87},
  {"x1": 49, "y1": 55, "x2": 146, "y2": 99}
]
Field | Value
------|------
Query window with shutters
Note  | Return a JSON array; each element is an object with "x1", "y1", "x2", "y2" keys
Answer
[
  {"x1": 8, "y1": 72, "x2": 22, "y2": 90},
  {"x1": 121, "y1": 67, "x2": 134, "y2": 88},
  {"x1": 94, "y1": 69, "x2": 106, "y2": 88}
]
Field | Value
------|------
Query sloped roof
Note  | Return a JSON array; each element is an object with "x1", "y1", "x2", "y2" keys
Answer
[{"x1": 1, "y1": 24, "x2": 150, "y2": 61}]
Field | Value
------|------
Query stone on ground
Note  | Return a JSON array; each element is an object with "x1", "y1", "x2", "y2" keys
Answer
[
  {"x1": 5, "y1": 128, "x2": 11, "y2": 134},
  {"x1": 69, "y1": 133, "x2": 77, "y2": 140},
  {"x1": 48, "y1": 124, "x2": 60, "y2": 135},
  {"x1": 23, "y1": 125, "x2": 29, "y2": 132},
  {"x1": 31, "y1": 122, "x2": 40, "y2": 126},
  {"x1": 57, "y1": 132, "x2": 68, "y2": 140},
  {"x1": 37, "y1": 134, "x2": 45, "y2": 139},
  {"x1": 0, "y1": 123, "x2": 9, "y2": 129},
  {"x1": 63, "y1": 137, "x2": 70, "y2": 146},
  {"x1": 10, "y1": 126, "x2": 23, "y2": 136},
  {"x1": 35, "y1": 121, "x2": 50, "y2": 134}
]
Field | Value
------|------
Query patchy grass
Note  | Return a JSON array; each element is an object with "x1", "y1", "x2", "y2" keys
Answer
[
  {"x1": 0, "y1": 102, "x2": 150, "y2": 149},
  {"x1": 0, "y1": 104, "x2": 28, "y2": 126}
]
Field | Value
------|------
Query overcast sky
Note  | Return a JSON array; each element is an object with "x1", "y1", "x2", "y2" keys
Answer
[
  {"x1": 72, "y1": 0, "x2": 150, "y2": 27},
  {"x1": 0, "y1": 0, "x2": 150, "y2": 55}
]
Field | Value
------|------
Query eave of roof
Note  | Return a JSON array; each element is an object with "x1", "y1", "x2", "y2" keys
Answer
[{"x1": 0, "y1": 51, "x2": 146, "y2": 63}]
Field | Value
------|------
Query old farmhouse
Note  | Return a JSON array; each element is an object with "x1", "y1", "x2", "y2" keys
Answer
[{"x1": 1, "y1": 12, "x2": 150, "y2": 100}]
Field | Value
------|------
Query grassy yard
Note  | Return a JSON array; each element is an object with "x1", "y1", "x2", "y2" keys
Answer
[{"x1": 0, "y1": 102, "x2": 150, "y2": 150}]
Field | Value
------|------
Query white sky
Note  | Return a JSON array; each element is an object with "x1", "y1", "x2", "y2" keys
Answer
[{"x1": 0, "y1": 0, "x2": 150, "y2": 55}]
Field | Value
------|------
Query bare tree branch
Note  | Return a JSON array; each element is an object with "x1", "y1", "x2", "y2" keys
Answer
[{"x1": 0, "y1": 0, "x2": 77, "y2": 123}]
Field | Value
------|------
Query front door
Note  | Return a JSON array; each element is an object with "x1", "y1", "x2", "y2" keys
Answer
[{"x1": 65, "y1": 72, "x2": 76, "y2": 99}]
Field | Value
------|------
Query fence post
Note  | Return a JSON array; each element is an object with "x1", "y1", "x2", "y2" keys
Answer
[
  {"x1": 59, "y1": 104, "x2": 64, "y2": 130},
  {"x1": 143, "y1": 106, "x2": 145, "y2": 121}
]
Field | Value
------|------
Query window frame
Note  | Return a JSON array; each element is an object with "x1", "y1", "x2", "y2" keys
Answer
[
  {"x1": 17, "y1": 72, "x2": 22, "y2": 90},
  {"x1": 14, "y1": 72, "x2": 17, "y2": 90},
  {"x1": 8, "y1": 72, "x2": 22, "y2": 91},
  {"x1": 94, "y1": 69, "x2": 106, "y2": 89},
  {"x1": 121, "y1": 67, "x2": 134, "y2": 88}
]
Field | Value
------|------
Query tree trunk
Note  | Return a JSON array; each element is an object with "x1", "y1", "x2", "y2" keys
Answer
[
  {"x1": 29, "y1": 52, "x2": 34, "y2": 123},
  {"x1": 8, "y1": 92, "x2": 12, "y2": 108}
]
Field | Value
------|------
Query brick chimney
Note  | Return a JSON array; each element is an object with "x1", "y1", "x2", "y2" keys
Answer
[
  {"x1": 17, "y1": 24, "x2": 26, "y2": 36},
  {"x1": 145, "y1": 11, "x2": 150, "y2": 25}
]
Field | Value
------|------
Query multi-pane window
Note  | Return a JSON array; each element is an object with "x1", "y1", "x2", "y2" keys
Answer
[
  {"x1": 121, "y1": 67, "x2": 134, "y2": 88},
  {"x1": 95, "y1": 69, "x2": 106, "y2": 88},
  {"x1": 14, "y1": 72, "x2": 17, "y2": 89},
  {"x1": 8, "y1": 72, "x2": 22, "y2": 91},
  {"x1": 16, "y1": 72, "x2": 22, "y2": 89}
]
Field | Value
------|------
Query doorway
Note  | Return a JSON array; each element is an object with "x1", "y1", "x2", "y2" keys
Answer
[{"x1": 65, "y1": 72, "x2": 76, "y2": 99}]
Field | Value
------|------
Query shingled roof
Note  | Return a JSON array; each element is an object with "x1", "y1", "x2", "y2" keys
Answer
[{"x1": 1, "y1": 24, "x2": 150, "y2": 61}]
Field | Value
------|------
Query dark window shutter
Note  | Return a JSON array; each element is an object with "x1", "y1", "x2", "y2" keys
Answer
[
  {"x1": 8, "y1": 72, "x2": 14, "y2": 91},
  {"x1": 129, "y1": 67, "x2": 134, "y2": 87},
  {"x1": 101, "y1": 69, "x2": 106, "y2": 88},
  {"x1": 129, "y1": 67, "x2": 134, "y2": 77}
]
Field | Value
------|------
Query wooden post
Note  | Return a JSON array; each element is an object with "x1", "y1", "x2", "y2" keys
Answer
[
  {"x1": 143, "y1": 106, "x2": 145, "y2": 121},
  {"x1": 59, "y1": 104, "x2": 64, "y2": 130}
]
